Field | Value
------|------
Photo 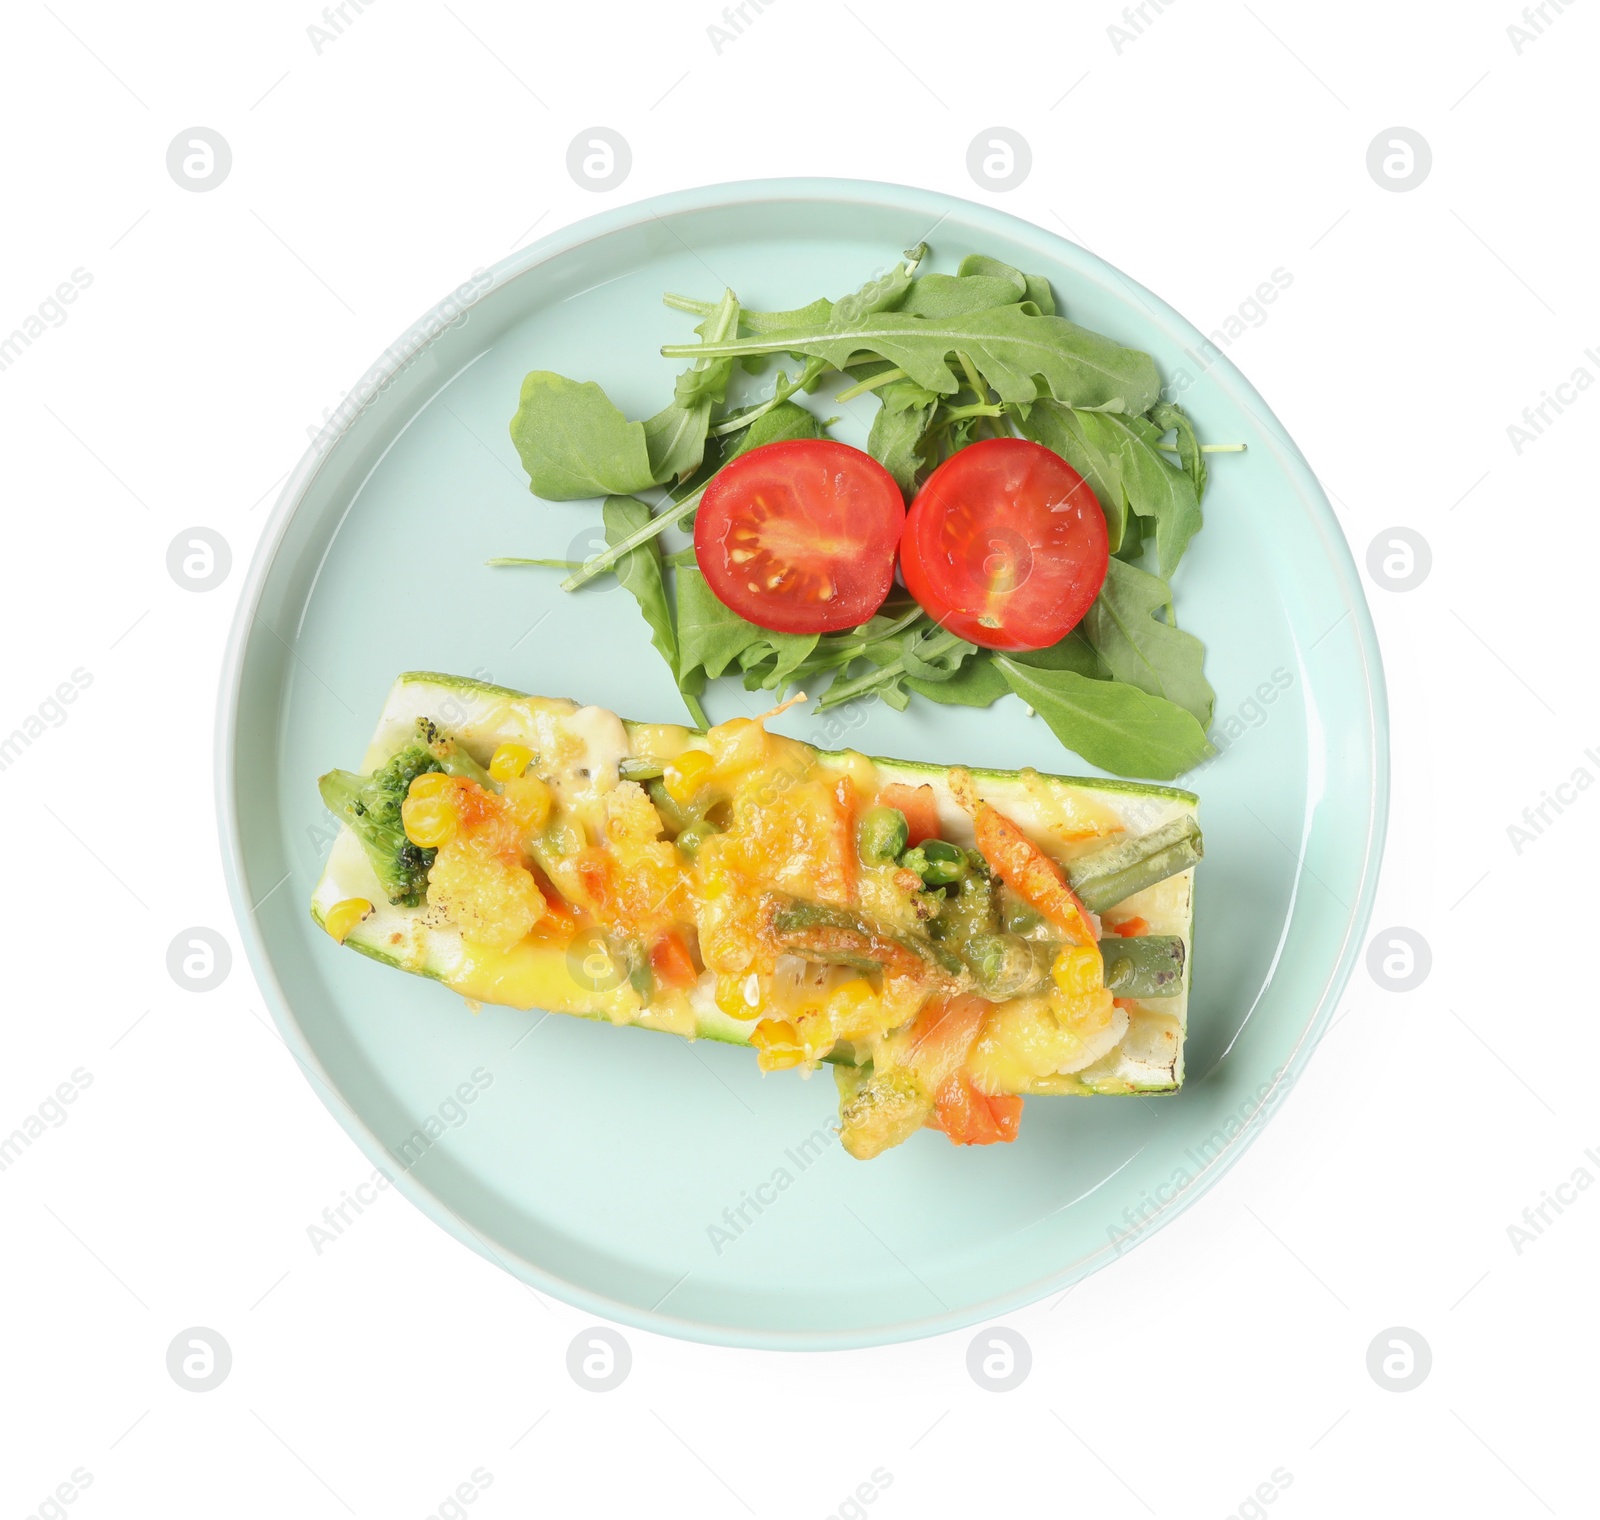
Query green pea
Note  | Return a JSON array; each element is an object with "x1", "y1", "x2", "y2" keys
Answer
[
  {"x1": 675, "y1": 820, "x2": 718, "y2": 860},
  {"x1": 856, "y1": 805, "x2": 909, "y2": 864},
  {"x1": 904, "y1": 838, "x2": 967, "y2": 887}
]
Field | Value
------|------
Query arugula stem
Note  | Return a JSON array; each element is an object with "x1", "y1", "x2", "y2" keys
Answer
[
  {"x1": 487, "y1": 557, "x2": 583, "y2": 569},
  {"x1": 954, "y1": 350, "x2": 988, "y2": 401},
  {"x1": 835, "y1": 367, "x2": 907, "y2": 403},
  {"x1": 1160, "y1": 441, "x2": 1247, "y2": 453},
  {"x1": 709, "y1": 356, "x2": 829, "y2": 436},
  {"x1": 663, "y1": 292, "x2": 714, "y2": 317},
  {"x1": 559, "y1": 488, "x2": 704, "y2": 592},
  {"x1": 815, "y1": 628, "x2": 968, "y2": 711},
  {"x1": 660, "y1": 335, "x2": 800, "y2": 361},
  {"x1": 805, "y1": 603, "x2": 926, "y2": 671},
  {"x1": 683, "y1": 691, "x2": 710, "y2": 730},
  {"x1": 940, "y1": 402, "x2": 1005, "y2": 422}
]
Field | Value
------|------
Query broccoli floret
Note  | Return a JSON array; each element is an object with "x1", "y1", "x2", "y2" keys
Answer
[
  {"x1": 414, "y1": 717, "x2": 494, "y2": 788},
  {"x1": 318, "y1": 742, "x2": 442, "y2": 907}
]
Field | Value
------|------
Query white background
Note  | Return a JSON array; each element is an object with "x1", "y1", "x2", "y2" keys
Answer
[{"x1": 1, "y1": 1, "x2": 1595, "y2": 1515}]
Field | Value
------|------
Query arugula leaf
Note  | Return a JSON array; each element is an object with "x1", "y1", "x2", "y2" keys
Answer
[
  {"x1": 725, "y1": 398, "x2": 826, "y2": 459},
  {"x1": 815, "y1": 622, "x2": 984, "y2": 713},
  {"x1": 898, "y1": 273, "x2": 1027, "y2": 318},
  {"x1": 826, "y1": 243, "x2": 927, "y2": 327},
  {"x1": 1015, "y1": 400, "x2": 1202, "y2": 575},
  {"x1": 675, "y1": 568, "x2": 758, "y2": 685},
  {"x1": 737, "y1": 631, "x2": 821, "y2": 694},
  {"x1": 1115, "y1": 508, "x2": 1144, "y2": 564},
  {"x1": 904, "y1": 650, "x2": 1010, "y2": 706},
  {"x1": 675, "y1": 567, "x2": 814, "y2": 700},
  {"x1": 603, "y1": 495, "x2": 677, "y2": 670},
  {"x1": 642, "y1": 289, "x2": 740, "y2": 484},
  {"x1": 512, "y1": 295, "x2": 748, "y2": 501},
  {"x1": 955, "y1": 254, "x2": 1056, "y2": 315},
  {"x1": 733, "y1": 296, "x2": 835, "y2": 333},
  {"x1": 662, "y1": 305, "x2": 1162, "y2": 413},
  {"x1": 1083, "y1": 558, "x2": 1214, "y2": 726},
  {"x1": 641, "y1": 408, "x2": 706, "y2": 488},
  {"x1": 868, "y1": 396, "x2": 935, "y2": 498},
  {"x1": 510, "y1": 295, "x2": 740, "y2": 498},
  {"x1": 1006, "y1": 630, "x2": 1106, "y2": 678},
  {"x1": 954, "y1": 254, "x2": 1028, "y2": 297},
  {"x1": 1021, "y1": 274, "x2": 1057, "y2": 316},
  {"x1": 664, "y1": 242, "x2": 925, "y2": 338},
  {"x1": 993, "y1": 656, "x2": 1215, "y2": 780},
  {"x1": 509, "y1": 373, "x2": 658, "y2": 500},
  {"x1": 1150, "y1": 399, "x2": 1207, "y2": 499}
]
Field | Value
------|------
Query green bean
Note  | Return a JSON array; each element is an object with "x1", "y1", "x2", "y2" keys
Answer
[
  {"x1": 767, "y1": 897, "x2": 965, "y2": 980},
  {"x1": 1068, "y1": 816, "x2": 1203, "y2": 914},
  {"x1": 1097, "y1": 934, "x2": 1186, "y2": 997},
  {"x1": 675, "y1": 820, "x2": 718, "y2": 860},
  {"x1": 647, "y1": 778, "x2": 691, "y2": 833}
]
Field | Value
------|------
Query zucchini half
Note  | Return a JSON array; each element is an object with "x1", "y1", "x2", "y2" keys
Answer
[{"x1": 310, "y1": 672, "x2": 1198, "y2": 1096}]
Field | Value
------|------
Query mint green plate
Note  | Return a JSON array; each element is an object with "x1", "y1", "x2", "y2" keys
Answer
[{"x1": 219, "y1": 179, "x2": 1386, "y2": 1349}]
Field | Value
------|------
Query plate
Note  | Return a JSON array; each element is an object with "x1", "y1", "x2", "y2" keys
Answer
[{"x1": 218, "y1": 179, "x2": 1387, "y2": 1348}]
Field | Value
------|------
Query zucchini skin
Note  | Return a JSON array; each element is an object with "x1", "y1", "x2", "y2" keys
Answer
[{"x1": 392, "y1": 671, "x2": 1200, "y2": 808}]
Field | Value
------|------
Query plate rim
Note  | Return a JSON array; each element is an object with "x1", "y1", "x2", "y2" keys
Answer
[{"x1": 215, "y1": 176, "x2": 1390, "y2": 1350}]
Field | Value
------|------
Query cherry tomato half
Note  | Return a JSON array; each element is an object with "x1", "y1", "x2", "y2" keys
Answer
[
  {"x1": 694, "y1": 439, "x2": 905, "y2": 634},
  {"x1": 898, "y1": 437, "x2": 1108, "y2": 651}
]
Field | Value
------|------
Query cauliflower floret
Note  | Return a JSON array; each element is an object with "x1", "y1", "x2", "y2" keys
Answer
[
  {"x1": 604, "y1": 780, "x2": 665, "y2": 852},
  {"x1": 427, "y1": 836, "x2": 546, "y2": 951}
]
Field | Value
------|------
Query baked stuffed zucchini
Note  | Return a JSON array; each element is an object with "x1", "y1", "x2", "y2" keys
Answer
[{"x1": 311, "y1": 673, "x2": 1201, "y2": 1158}]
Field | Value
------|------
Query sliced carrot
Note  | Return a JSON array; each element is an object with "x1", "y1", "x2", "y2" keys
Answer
[
  {"x1": 986, "y1": 1092, "x2": 1024, "y2": 1141},
  {"x1": 929, "y1": 1073, "x2": 1023, "y2": 1146},
  {"x1": 931, "y1": 1074, "x2": 997, "y2": 1144},
  {"x1": 573, "y1": 848, "x2": 615, "y2": 913},
  {"x1": 833, "y1": 776, "x2": 859, "y2": 904},
  {"x1": 909, "y1": 994, "x2": 990, "y2": 1071},
  {"x1": 970, "y1": 800, "x2": 1097, "y2": 946},
  {"x1": 876, "y1": 782, "x2": 941, "y2": 847},
  {"x1": 1110, "y1": 916, "x2": 1149, "y2": 938},
  {"x1": 649, "y1": 931, "x2": 698, "y2": 989}
]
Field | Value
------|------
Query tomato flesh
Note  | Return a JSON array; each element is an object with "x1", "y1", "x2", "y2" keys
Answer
[
  {"x1": 898, "y1": 437, "x2": 1108, "y2": 651},
  {"x1": 694, "y1": 440, "x2": 904, "y2": 634}
]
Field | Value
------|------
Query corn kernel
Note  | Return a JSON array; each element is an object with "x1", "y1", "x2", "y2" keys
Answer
[
  {"x1": 489, "y1": 742, "x2": 535, "y2": 783},
  {"x1": 714, "y1": 972, "x2": 761, "y2": 1021},
  {"x1": 402, "y1": 793, "x2": 458, "y2": 848},
  {"x1": 324, "y1": 897, "x2": 372, "y2": 944},
  {"x1": 408, "y1": 770, "x2": 453, "y2": 800},
  {"x1": 1052, "y1": 944, "x2": 1104, "y2": 997},
  {"x1": 751, "y1": 1017, "x2": 807, "y2": 1070},
  {"x1": 663, "y1": 747, "x2": 715, "y2": 805},
  {"x1": 503, "y1": 774, "x2": 553, "y2": 832},
  {"x1": 824, "y1": 977, "x2": 883, "y2": 1039}
]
